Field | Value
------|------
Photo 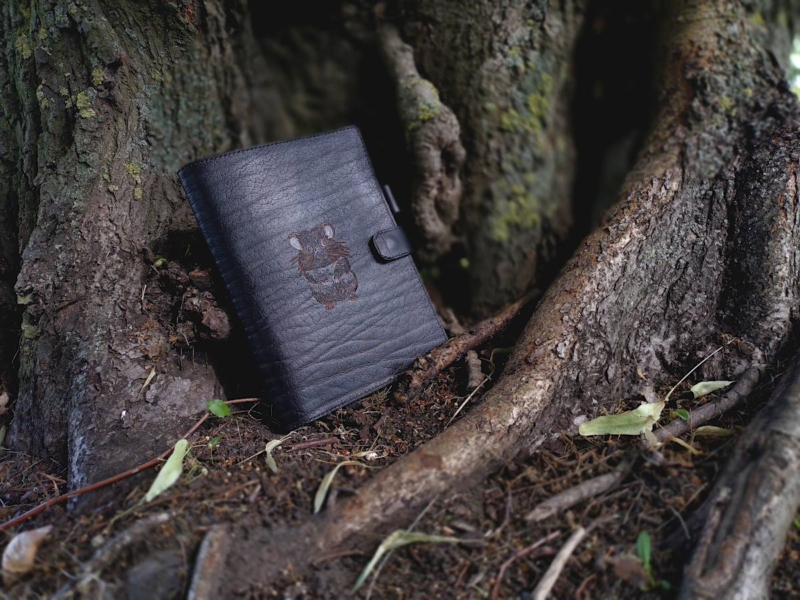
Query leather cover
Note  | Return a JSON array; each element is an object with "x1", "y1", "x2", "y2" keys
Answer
[{"x1": 178, "y1": 126, "x2": 447, "y2": 430}]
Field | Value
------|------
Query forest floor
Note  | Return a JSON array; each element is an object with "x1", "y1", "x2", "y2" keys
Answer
[{"x1": 2, "y1": 259, "x2": 800, "y2": 599}]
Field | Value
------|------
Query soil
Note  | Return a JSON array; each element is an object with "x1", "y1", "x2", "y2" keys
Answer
[{"x1": 2, "y1": 247, "x2": 799, "y2": 599}]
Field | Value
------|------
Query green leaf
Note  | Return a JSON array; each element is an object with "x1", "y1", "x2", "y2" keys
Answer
[
  {"x1": 208, "y1": 436, "x2": 221, "y2": 449},
  {"x1": 265, "y1": 436, "x2": 290, "y2": 474},
  {"x1": 314, "y1": 460, "x2": 364, "y2": 514},
  {"x1": 579, "y1": 401, "x2": 665, "y2": 437},
  {"x1": 672, "y1": 409, "x2": 690, "y2": 421},
  {"x1": 353, "y1": 531, "x2": 462, "y2": 593},
  {"x1": 693, "y1": 426, "x2": 734, "y2": 437},
  {"x1": 636, "y1": 530, "x2": 652, "y2": 573},
  {"x1": 144, "y1": 439, "x2": 188, "y2": 502},
  {"x1": 206, "y1": 399, "x2": 231, "y2": 418},
  {"x1": 690, "y1": 380, "x2": 734, "y2": 399}
]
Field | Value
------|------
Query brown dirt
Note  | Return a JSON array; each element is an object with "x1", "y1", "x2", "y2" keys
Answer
[{"x1": 2, "y1": 249, "x2": 799, "y2": 599}]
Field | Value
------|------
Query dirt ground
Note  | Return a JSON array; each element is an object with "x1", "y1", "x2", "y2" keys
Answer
[{"x1": 2, "y1": 247, "x2": 800, "y2": 599}]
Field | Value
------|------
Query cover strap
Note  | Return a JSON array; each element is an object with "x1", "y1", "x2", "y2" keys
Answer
[{"x1": 371, "y1": 227, "x2": 412, "y2": 261}]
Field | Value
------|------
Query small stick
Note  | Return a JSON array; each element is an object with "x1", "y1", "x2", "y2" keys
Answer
[
  {"x1": 530, "y1": 524, "x2": 593, "y2": 600},
  {"x1": 655, "y1": 367, "x2": 760, "y2": 442},
  {"x1": 395, "y1": 291, "x2": 535, "y2": 403},
  {"x1": 287, "y1": 437, "x2": 339, "y2": 451},
  {"x1": 490, "y1": 531, "x2": 560, "y2": 600},
  {"x1": 0, "y1": 397, "x2": 261, "y2": 532},
  {"x1": 525, "y1": 456, "x2": 633, "y2": 522}
]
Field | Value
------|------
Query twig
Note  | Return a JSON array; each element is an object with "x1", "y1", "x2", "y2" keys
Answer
[
  {"x1": 0, "y1": 397, "x2": 261, "y2": 532},
  {"x1": 525, "y1": 456, "x2": 634, "y2": 522},
  {"x1": 287, "y1": 437, "x2": 338, "y2": 451},
  {"x1": 395, "y1": 291, "x2": 535, "y2": 403},
  {"x1": 443, "y1": 309, "x2": 484, "y2": 390},
  {"x1": 52, "y1": 511, "x2": 176, "y2": 600},
  {"x1": 530, "y1": 526, "x2": 590, "y2": 600},
  {"x1": 490, "y1": 531, "x2": 560, "y2": 600},
  {"x1": 655, "y1": 367, "x2": 760, "y2": 442},
  {"x1": 446, "y1": 377, "x2": 490, "y2": 427}
]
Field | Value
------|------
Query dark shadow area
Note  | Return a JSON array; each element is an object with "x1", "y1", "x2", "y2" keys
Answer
[{"x1": 569, "y1": 0, "x2": 660, "y2": 241}]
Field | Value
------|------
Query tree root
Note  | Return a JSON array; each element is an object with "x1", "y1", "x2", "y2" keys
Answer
[
  {"x1": 394, "y1": 291, "x2": 534, "y2": 403},
  {"x1": 378, "y1": 24, "x2": 466, "y2": 261},
  {"x1": 188, "y1": 526, "x2": 230, "y2": 600},
  {"x1": 679, "y1": 355, "x2": 800, "y2": 599},
  {"x1": 0, "y1": 398, "x2": 260, "y2": 532}
]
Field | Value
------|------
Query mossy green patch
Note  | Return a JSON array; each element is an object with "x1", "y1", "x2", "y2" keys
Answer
[
  {"x1": 14, "y1": 34, "x2": 32, "y2": 60},
  {"x1": 750, "y1": 11, "x2": 765, "y2": 27},
  {"x1": 133, "y1": 187, "x2": 143, "y2": 200},
  {"x1": 91, "y1": 68, "x2": 104, "y2": 86}
]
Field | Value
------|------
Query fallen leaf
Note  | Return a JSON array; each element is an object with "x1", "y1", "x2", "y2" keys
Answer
[
  {"x1": 206, "y1": 399, "x2": 231, "y2": 418},
  {"x1": 2, "y1": 526, "x2": 52, "y2": 581},
  {"x1": 692, "y1": 426, "x2": 735, "y2": 438},
  {"x1": 612, "y1": 555, "x2": 649, "y2": 587},
  {"x1": 144, "y1": 439, "x2": 188, "y2": 502},
  {"x1": 690, "y1": 380, "x2": 734, "y2": 399},
  {"x1": 140, "y1": 367, "x2": 156, "y2": 393},
  {"x1": 353, "y1": 530, "x2": 462, "y2": 592},
  {"x1": 314, "y1": 461, "x2": 365, "y2": 514},
  {"x1": 265, "y1": 436, "x2": 290, "y2": 474},
  {"x1": 579, "y1": 401, "x2": 665, "y2": 437}
]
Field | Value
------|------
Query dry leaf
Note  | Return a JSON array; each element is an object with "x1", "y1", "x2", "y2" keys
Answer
[
  {"x1": 579, "y1": 401, "x2": 665, "y2": 437},
  {"x1": 2, "y1": 525, "x2": 52, "y2": 582},
  {"x1": 690, "y1": 380, "x2": 734, "y2": 398},
  {"x1": 144, "y1": 439, "x2": 188, "y2": 502}
]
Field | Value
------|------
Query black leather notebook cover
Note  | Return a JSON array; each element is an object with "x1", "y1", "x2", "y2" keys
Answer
[{"x1": 178, "y1": 127, "x2": 446, "y2": 430}]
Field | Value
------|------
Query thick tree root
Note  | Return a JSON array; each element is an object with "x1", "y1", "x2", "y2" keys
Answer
[
  {"x1": 378, "y1": 24, "x2": 466, "y2": 261},
  {"x1": 679, "y1": 355, "x2": 800, "y2": 600}
]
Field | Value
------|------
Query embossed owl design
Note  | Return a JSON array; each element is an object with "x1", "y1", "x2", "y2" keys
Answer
[{"x1": 289, "y1": 223, "x2": 359, "y2": 310}]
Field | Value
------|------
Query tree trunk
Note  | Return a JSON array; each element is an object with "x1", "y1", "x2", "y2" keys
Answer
[
  {"x1": 399, "y1": 0, "x2": 585, "y2": 314},
  {"x1": 0, "y1": 0, "x2": 387, "y2": 491}
]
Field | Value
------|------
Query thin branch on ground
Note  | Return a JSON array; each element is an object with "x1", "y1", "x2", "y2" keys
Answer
[
  {"x1": 525, "y1": 455, "x2": 634, "y2": 522},
  {"x1": 0, "y1": 398, "x2": 261, "y2": 532},
  {"x1": 655, "y1": 367, "x2": 761, "y2": 443},
  {"x1": 395, "y1": 291, "x2": 535, "y2": 403},
  {"x1": 530, "y1": 522, "x2": 600, "y2": 600},
  {"x1": 490, "y1": 531, "x2": 560, "y2": 600}
]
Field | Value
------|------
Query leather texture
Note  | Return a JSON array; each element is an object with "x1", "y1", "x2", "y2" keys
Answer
[
  {"x1": 178, "y1": 126, "x2": 447, "y2": 430},
  {"x1": 372, "y1": 227, "x2": 412, "y2": 261}
]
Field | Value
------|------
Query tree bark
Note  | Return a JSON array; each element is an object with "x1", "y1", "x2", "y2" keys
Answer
[
  {"x1": 400, "y1": 0, "x2": 587, "y2": 313},
  {"x1": 680, "y1": 353, "x2": 800, "y2": 600}
]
